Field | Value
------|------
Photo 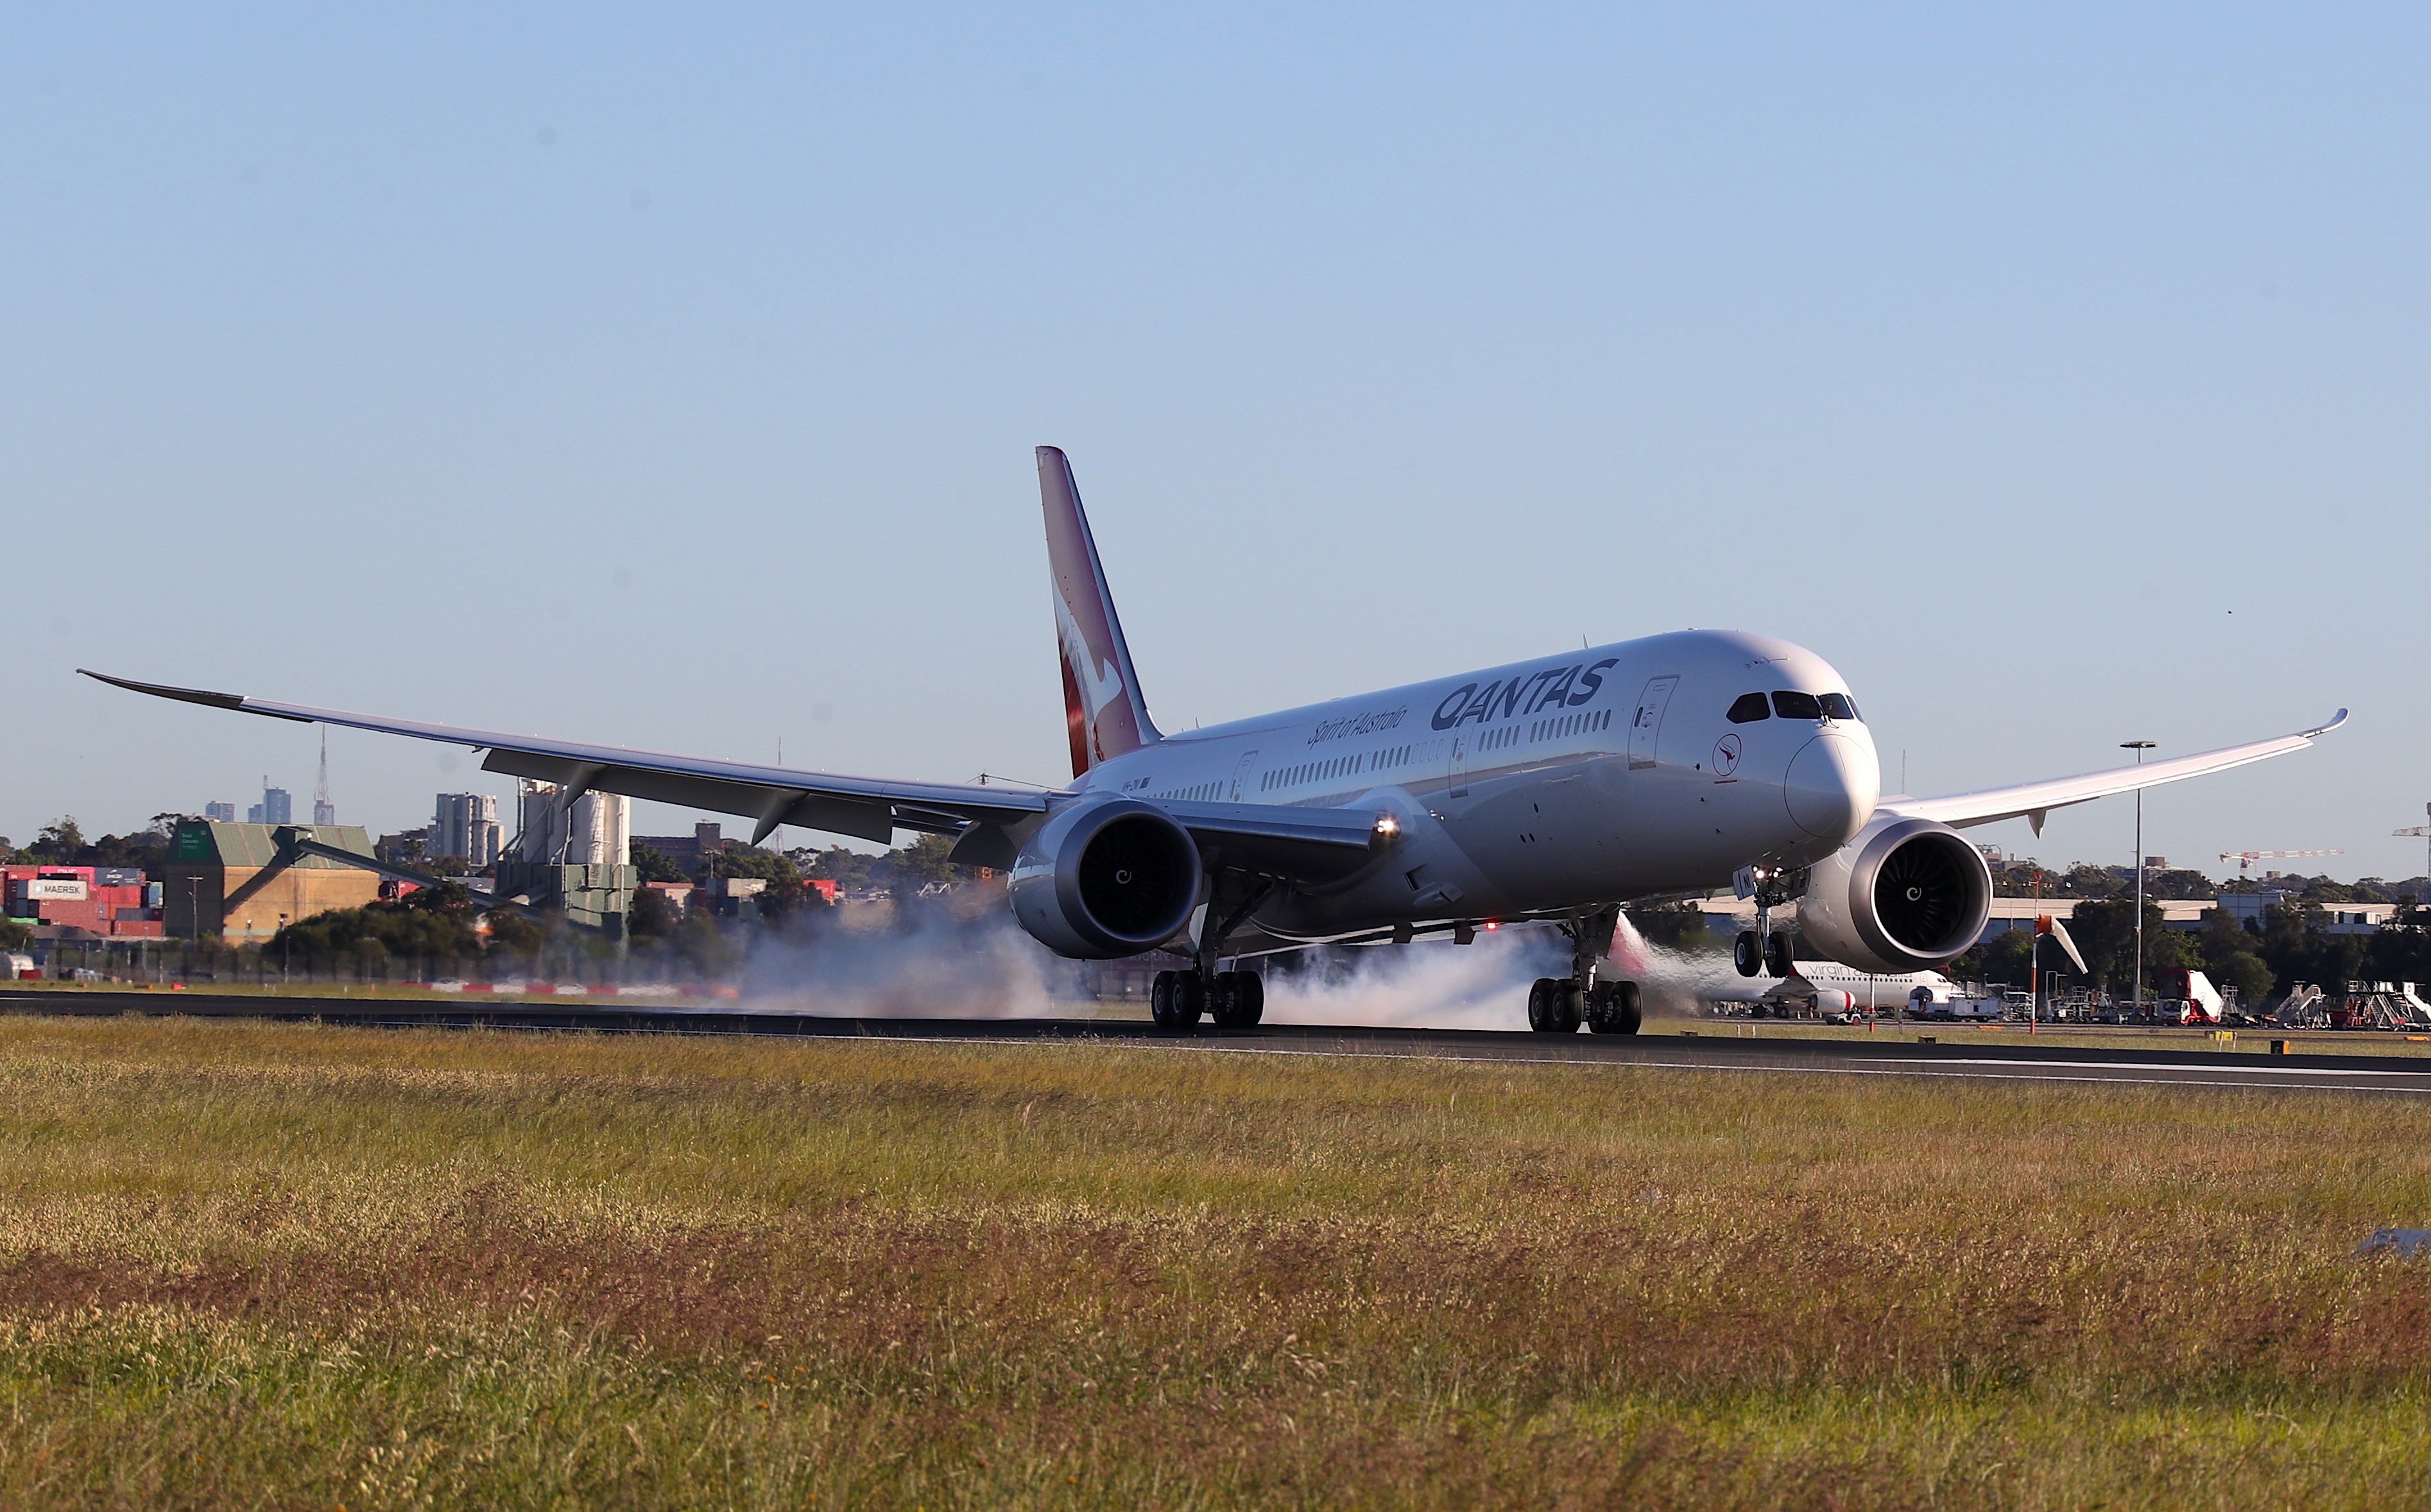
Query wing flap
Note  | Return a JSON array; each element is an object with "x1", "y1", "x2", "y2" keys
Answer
[{"x1": 1884, "y1": 710, "x2": 2347, "y2": 832}]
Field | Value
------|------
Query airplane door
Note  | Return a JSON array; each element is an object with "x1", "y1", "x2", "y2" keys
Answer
[
  {"x1": 1228, "y1": 749, "x2": 1260, "y2": 802},
  {"x1": 1448, "y1": 733, "x2": 1472, "y2": 796},
  {"x1": 1629, "y1": 676, "x2": 1679, "y2": 770}
]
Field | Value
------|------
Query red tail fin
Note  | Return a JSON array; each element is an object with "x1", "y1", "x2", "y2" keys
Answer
[{"x1": 1038, "y1": 447, "x2": 1160, "y2": 777}]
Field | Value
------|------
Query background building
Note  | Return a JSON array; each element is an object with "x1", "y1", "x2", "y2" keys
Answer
[
  {"x1": 246, "y1": 778, "x2": 293, "y2": 826},
  {"x1": 431, "y1": 793, "x2": 501, "y2": 866},
  {"x1": 203, "y1": 802, "x2": 236, "y2": 823},
  {"x1": 161, "y1": 821, "x2": 381, "y2": 943},
  {"x1": 631, "y1": 821, "x2": 728, "y2": 877},
  {"x1": 496, "y1": 782, "x2": 635, "y2": 936}
]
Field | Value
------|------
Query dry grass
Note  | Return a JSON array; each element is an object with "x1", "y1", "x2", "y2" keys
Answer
[{"x1": 4, "y1": 1015, "x2": 2431, "y2": 1508}]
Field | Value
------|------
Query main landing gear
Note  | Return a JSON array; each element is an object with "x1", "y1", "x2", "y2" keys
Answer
[
  {"x1": 1528, "y1": 976, "x2": 1642, "y2": 1035},
  {"x1": 1528, "y1": 906, "x2": 1642, "y2": 1035},
  {"x1": 1152, "y1": 968, "x2": 1264, "y2": 1030}
]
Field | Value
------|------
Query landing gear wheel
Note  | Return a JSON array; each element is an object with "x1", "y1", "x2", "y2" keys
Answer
[
  {"x1": 1210, "y1": 970, "x2": 1264, "y2": 1029},
  {"x1": 1762, "y1": 931, "x2": 1792, "y2": 979},
  {"x1": 1151, "y1": 970, "x2": 1206, "y2": 1031},
  {"x1": 1733, "y1": 931, "x2": 1762, "y2": 977},
  {"x1": 1530, "y1": 977, "x2": 1582, "y2": 1033},
  {"x1": 1588, "y1": 980, "x2": 1643, "y2": 1035}
]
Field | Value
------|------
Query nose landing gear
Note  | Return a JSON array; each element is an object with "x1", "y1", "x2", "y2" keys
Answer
[{"x1": 1733, "y1": 866, "x2": 1809, "y2": 978}]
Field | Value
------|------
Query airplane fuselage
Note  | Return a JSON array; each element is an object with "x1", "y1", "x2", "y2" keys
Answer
[{"x1": 1076, "y1": 629, "x2": 1881, "y2": 940}]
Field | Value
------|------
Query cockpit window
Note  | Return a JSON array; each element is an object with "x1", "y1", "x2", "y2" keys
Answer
[
  {"x1": 1726, "y1": 692, "x2": 1771, "y2": 723},
  {"x1": 1818, "y1": 692, "x2": 1860, "y2": 721},
  {"x1": 1772, "y1": 691, "x2": 1823, "y2": 721}
]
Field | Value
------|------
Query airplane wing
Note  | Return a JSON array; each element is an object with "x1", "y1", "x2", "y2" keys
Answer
[
  {"x1": 78, "y1": 669, "x2": 1385, "y2": 875},
  {"x1": 1880, "y1": 709, "x2": 2348, "y2": 834}
]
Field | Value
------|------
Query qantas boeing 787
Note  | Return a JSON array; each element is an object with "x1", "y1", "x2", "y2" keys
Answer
[{"x1": 86, "y1": 447, "x2": 2345, "y2": 1033}]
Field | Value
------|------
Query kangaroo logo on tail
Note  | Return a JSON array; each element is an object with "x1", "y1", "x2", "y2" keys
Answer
[{"x1": 1037, "y1": 447, "x2": 1161, "y2": 777}]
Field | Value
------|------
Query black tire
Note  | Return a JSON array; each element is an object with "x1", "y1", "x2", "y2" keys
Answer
[
  {"x1": 1210, "y1": 969, "x2": 1264, "y2": 1029},
  {"x1": 1762, "y1": 931, "x2": 1792, "y2": 978},
  {"x1": 1733, "y1": 931, "x2": 1761, "y2": 977},
  {"x1": 1527, "y1": 977, "x2": 1555, "y2": 1032},
  {"x1": 1151, "y1": 970, "x2": 1179, "y2": 1030},
  {"x1": 1549, "y1": 980, "x2": 1585, "y2": 1034},
  {"x1": 1589, "y1": 980, "x2": 1642, "y2": 1035},
  {"x1": 1173, "y1": 970, "x2": 1206, "y2": 1027},
  {"x1": 1233, "y1": 970, "x2": 1264, "y2": 1026}
]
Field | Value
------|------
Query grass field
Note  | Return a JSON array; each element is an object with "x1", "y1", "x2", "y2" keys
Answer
[{"x1": 6, "y1": 1017, "x2": 2431, "y2": 1508}]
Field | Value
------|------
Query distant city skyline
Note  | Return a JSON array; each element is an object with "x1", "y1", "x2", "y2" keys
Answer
[{"x1": 9, "y1": 6, "x2": 2427, "y2": 879}]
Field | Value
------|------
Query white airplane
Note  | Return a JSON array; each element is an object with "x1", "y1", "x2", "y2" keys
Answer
[
  {"x1": 85, "y1": 447, "x2": 2346, "y2": 1035},
  {"x1": 1602, "y1": 918, "x2": 1955, "y2": 1015}
]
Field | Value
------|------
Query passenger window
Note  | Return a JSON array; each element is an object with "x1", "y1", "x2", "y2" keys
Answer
[
  {"x1": 1727, "y1": 692, "x2": 1771, "y2": 723},
  {"x1": 1819, "y1": 692, "x2": 1859, "y2": 721},
  {"x1": 1773, "y1": 691, "x2": 1822, "y2": 721}
]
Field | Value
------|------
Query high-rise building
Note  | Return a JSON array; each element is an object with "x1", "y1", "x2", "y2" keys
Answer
[
  {"x1": 431, "y1": 793, "x2": 501, "y2": 866},
  {"x1": 203, "y1": 802, "x2": 237, "y2": 823},
  {"x1": 246, "y1": 778, "x2": 293, "y2": 827}
]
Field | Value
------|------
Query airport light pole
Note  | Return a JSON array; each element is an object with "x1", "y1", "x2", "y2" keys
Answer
[{"x1": 2122, "y1": 741, "x2": 2156, "y2": 1017}]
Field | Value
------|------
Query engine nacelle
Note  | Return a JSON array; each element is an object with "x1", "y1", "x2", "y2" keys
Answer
[
  {"x1": 1797, "y1": 816, "x2": 1992, "y2": 975},
  {"x1": 1009, "y1": 796, "x2": 1203, "y2": 959}
]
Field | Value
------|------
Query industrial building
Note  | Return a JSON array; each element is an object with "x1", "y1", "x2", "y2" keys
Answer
[
  {"x1": 495, "y1": 782, "x2": 636, "y2": 936},
  {"x1": 431, "y1": 793, "x2": 502, "y2": 866},
  {"x1": 161, "y1": 821, "x2": 382, "y2": 944},
  {"x1": 632, "y1": 821, "x2": 729, "y2": 877}
]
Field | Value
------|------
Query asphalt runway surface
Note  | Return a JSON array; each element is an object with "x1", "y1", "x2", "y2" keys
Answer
[{"x1": 12, "y1": 988, "x2": 2431, "y2": 1095}]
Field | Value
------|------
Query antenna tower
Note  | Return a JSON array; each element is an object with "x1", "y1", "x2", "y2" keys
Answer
[{"x1": 312, "y1": 728, "x2": 337, "y2": 826}]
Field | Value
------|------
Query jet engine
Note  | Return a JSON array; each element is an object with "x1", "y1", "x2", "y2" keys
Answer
[
  {"x1": 1796, "y1": 816, "x2": 1992, "y2": 975},
  {"x1": 1009, "y1": 796, "x2": 1203, "y2": 959}
]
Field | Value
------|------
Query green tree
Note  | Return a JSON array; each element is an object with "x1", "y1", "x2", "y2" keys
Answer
[
  {"x1": 630, "y1": 843, "x2": 688, "y2": 884},
  {"x1": 2065, "y1": 897, "x2": 2195, "y2": 993},
  {"x1": 874, "y1": 834, "x2": 963, "y2": 895},
  {"x1": 796, "y1": 846, "x2": 876, "y2": 891},
  {"x1": 0, "y1": 918, "x2": 31, "y2": 951},
  {"x1": 485, "y1": 908, "x2": 545, "y2": 958},
  {"x1": 1626, "y1": 900, "x2": 1715, "y2": 952},
  {"x1": 628, "y1": 886, "x2": 677, "y2": 942},
  {"x1": 31, "y1": 816, "x2": 84, "y2": 861},
  {"x1": 270, "y1": 895, "x2": 481, "y2": 959},
  {"x1": 2210, "y1": 950, "x2": 2274, "y2": 1004}
]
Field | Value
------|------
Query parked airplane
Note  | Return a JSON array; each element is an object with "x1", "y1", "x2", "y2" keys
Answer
[
  {"x1": 1603, "y1": 916, "x2": 1957, "y2": 1015},
  {"x1": 85, "y1": 447, "x2": 2346, "y2": 1035}
]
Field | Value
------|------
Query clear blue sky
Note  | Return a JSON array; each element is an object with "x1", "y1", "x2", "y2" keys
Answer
[{"x1": 8, "y1": 4, "x2": 2426, "y2": 881}]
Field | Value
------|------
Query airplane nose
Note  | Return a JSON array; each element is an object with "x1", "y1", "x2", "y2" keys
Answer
[{"x1": 1783, "y1": 733, "x2": 1878, "y2": 844}]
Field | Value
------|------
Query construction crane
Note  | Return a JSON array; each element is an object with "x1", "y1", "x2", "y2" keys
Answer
[
  {"x1": 2398, "y1": 802, "x2": 2431, "y2": 888},
  {"x1": 2219, "y1": 848, "x2": 2344, "y2": 876}
]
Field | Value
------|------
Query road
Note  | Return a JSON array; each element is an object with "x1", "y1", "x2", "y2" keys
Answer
[{"x1": 10, "y1": 988, "x2": 2431, "y2": 1095}]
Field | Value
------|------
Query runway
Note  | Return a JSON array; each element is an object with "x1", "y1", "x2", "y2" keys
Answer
[{"x1": 7, "y1": 989, "x2": 2431, "y2": 1095}]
